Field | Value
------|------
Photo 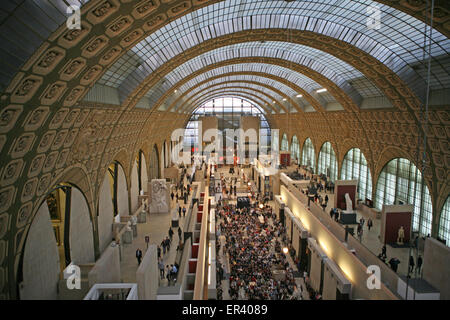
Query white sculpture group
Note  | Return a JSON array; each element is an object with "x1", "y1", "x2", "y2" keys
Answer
[
  {"x1": 344, "y1": 193, "x2": 353, "y2": 213},
  {"x1": 149, "y1": 179, "x2": 169, "y2": 214}
]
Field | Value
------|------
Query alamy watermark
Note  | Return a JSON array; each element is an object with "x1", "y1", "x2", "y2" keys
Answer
[
  {"x1": 366, "y1": 265, "x2": 381, "y2": 290},
  {"x1": 66, "y1": 264, "x2": 81, "y2": 290},
  {"x1": 366, "y1": 4, "x2": 381, "y2": 30},
  {"x1": 66, "y1": 5, "x2": 81, "y2": 30}
]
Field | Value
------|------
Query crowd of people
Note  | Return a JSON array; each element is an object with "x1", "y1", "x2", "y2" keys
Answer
[{"x1": 215, "y1": 197, "x2": 302, "y2": 300}]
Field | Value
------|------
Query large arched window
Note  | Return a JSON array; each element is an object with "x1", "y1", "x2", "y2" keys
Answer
[
  {"x1": 317, "y1": 142, "x2": 338, "y2": 182},
  {"x1": 281, "y1": 133, "x2": 289, "y2": 151},
  {"x1": 375, "y1": 158, "x2": 433, "y2": 237},
  {"x1": 438, "y1": 197, "x2": 450, "y2": 246},
  {"x1": 301, "y1": 138, "x2": 315, "y2": 172},
  {"x1": 290, "y1": 135, "x2": 300, "y2": 162},
  {"x1": 341, "y1": 148, "x2": 373, "y2": 201},
  {"x1": 184, "y1": 97, "x2": 271, "y2": 155}
]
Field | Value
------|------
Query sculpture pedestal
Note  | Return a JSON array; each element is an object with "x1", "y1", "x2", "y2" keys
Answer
[
  {"x1": 340, "y1": 211, "x2": 357, "y2": 224},
  {"x1": 123, "y1": 229, "x2": 133, "y2": 244},
  {"x1": 171, "y1": 220, "x2": 179, "y2": 228},
  {"x1": 138, "y1": 210, "x2": 147, "y2": 223}
]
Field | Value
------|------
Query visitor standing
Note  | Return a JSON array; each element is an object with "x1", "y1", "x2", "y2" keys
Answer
[
  {"x1": 136, "y1": 248, "x2": 143, "y2": 265},
  {"x1": 158, "y1": 259, "x2": 165, "y2": 279}
]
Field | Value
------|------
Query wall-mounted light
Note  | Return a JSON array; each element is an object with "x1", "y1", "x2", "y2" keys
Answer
[
  {"x1": 282, "y1": 247, "x2": 289, "y2": 254},
  {"x1": 316, "y1": 88, "x2": 327, "y2": 93}
]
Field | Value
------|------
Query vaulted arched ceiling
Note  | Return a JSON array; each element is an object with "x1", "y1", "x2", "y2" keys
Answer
[{"x1": 0, "y1": 0, "x2": 449, "y2": 300}]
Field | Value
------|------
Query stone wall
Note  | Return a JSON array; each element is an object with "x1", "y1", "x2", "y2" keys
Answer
[{"x1": 20, "y1": 202, "x2": 60, "y2": 300}]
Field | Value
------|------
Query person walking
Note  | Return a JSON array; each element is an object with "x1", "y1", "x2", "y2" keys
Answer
[
  {"x1": 178, "y1": 227, "x2": 182, "y2": 240},
  {"x1": 157, "y1": 245, "x2": 161, "y2": 259},
  {"x1": 178, "y1": 205, "x2": 182, "y2": 218},
  {"x1": 166, "y1": 265, "x2": 172, "y2": 283},
  {"x1": 168, "y1": 227, "x2": 174, "y2": 242},
  {"x1": 408, "y1": 255, "x2": 415, "y2": 274},
  {"x1": 136, "y1": 248, "x2": 143, "y2": 265},
  {"x1": 161, "y1": 239, "x2": 166, "y2": 255},
  {"x1": 367, "y1": 218, "x2": 373, "y2": 231},
  {"x1": 182, "y1": 206, "x2": 186, "y2": 217},
  {"x1": 165, "y1": 236, "x2": 171, "y2": 251},
  {"x1": 416, "y1": 255, "x2": 423, "y2": 275},
  {"x1": 158, "y1": 259, "x2": 165, "y2": 279}
]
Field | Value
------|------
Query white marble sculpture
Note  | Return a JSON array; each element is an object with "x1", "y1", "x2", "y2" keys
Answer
[
  {"x1": 397, "y1": 226, "x2": 405, "y2": 244},
  {"x1": 344, "y1": 193, "x2": 353, "y2": 212},
  {"x1": 149, "y1": 179, "x2": 169, "y2": 214}
]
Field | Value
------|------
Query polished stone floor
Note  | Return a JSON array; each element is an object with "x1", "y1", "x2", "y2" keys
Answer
[{"x1": 119, "y1": 170, "x2": 193, "y2": 285}]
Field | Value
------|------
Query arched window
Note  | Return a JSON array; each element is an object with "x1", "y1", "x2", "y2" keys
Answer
[
  {"x1": 290, "y1": 135, "x2": 300, "y2": 162},
  {"x1": 341, "y1": 148, "x2": 373, "y2": 201},
  {"x1": 301, "y1": 138, "x2": 315, "y2": 172},
  {"x1": 184, "y1": 97, "x2": 271, "y2": 155},
  {"x1": 317, "y1": 142, "x2": 338, "y2": 182},
  {"x1": 375, "y1": 158, "x2": 433, "y2": 237},
  {"x1": 438, "y1": 197, "x2": 450, "y2": 246},
  {"x1": 281, "y1": 133, "x2": 289, "y2": 151}
]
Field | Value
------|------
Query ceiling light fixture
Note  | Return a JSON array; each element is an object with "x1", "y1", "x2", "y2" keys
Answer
[
  {"x1": 316, "y1": 88, "x2": 327, "y2": 93},
  {"x1": 296, "y1": 94, "x2": 303, "y2": 98}
]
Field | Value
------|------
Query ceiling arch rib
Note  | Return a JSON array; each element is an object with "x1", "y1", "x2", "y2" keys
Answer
[
  {"x1": 139, "y1": 58, "x2": 360, "y2": 114},
  {"x1": 1, "y1": 0, "x2": 449, "y2": 94},
  {"x1": 173, "y1": 76, "x2": 304, "y2": 113},
  {"x1": 165, "y1": 71, "x2": 325, "y2": 113},
  {"x1": 190, "y1": 91, "x2": 280, "y2": 116},
  {"x1": 191, "y1": 91, "x2": 277, "y2": 116},
  {"x1": 183, "y1": 86, "x2": 286, "y2": 114},
  {"x1": 189, "y1": 93, "x2": 272, "y2": 118},
  {"x1": 177, "y1": 80, "x2": 303, "y2": 114},
  {"x1": 122, "y1": 29, "x2": 422, "y2": 114},
  {"x1": 143, "y1": 42, "x2": 367, "y2": 109},
  {"x1": 187, "y1": 85, "x2": 289, "y2": 114},
  {"x1": 101, "y1": 1, "x2": 450, "y2": 105}
]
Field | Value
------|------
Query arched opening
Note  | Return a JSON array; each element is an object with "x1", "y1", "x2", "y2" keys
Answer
[
  {"x1": 301, "y1": 138, "x2": 315, "y2": 173},
  {"x1": 375, "y1": 158, "x2": 433, "y2": 237},
  {"x1": 438, "y1": 197, "x2": 450, "y2": 246},
  {"x1": 130, "y1": 159, "x2": 139, "y2": 213},
  {"x1": 150, "y1": 144, "x2": 160, "y2": 180},
  {"x1": 317, "y1": 142, "x2": 338, "y2": 182},
  {"x1": 139, "y1": 150, "x2": 149, "y2": 193},
  {"x1": 183, "y1": 96, "x2": 271, "y2": 161},
  {"x1": 290, "y1": 135, "x2": 300, "y2": 164},
  {"x1": 341, "y1": 148, "x2": 373, "y2": 203},
  {"x1": 107, "y1": 161, "x2": 130, "y2": 222},
  {"x1": 19, "y1": 184, "x2": 94, "y2": 299}
]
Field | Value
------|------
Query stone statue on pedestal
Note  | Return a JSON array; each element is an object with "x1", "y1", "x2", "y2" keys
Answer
[
  {"x1": 397, "y1": 226, "x2": 405, "y2": 244},
  {"x1": 344, "y1": 193, "x2": 353, "y2": 212}
]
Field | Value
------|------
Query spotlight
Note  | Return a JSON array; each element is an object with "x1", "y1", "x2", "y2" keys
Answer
[{"x1": 282, "y1": 247, "x2": 289, "y2": 254}]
